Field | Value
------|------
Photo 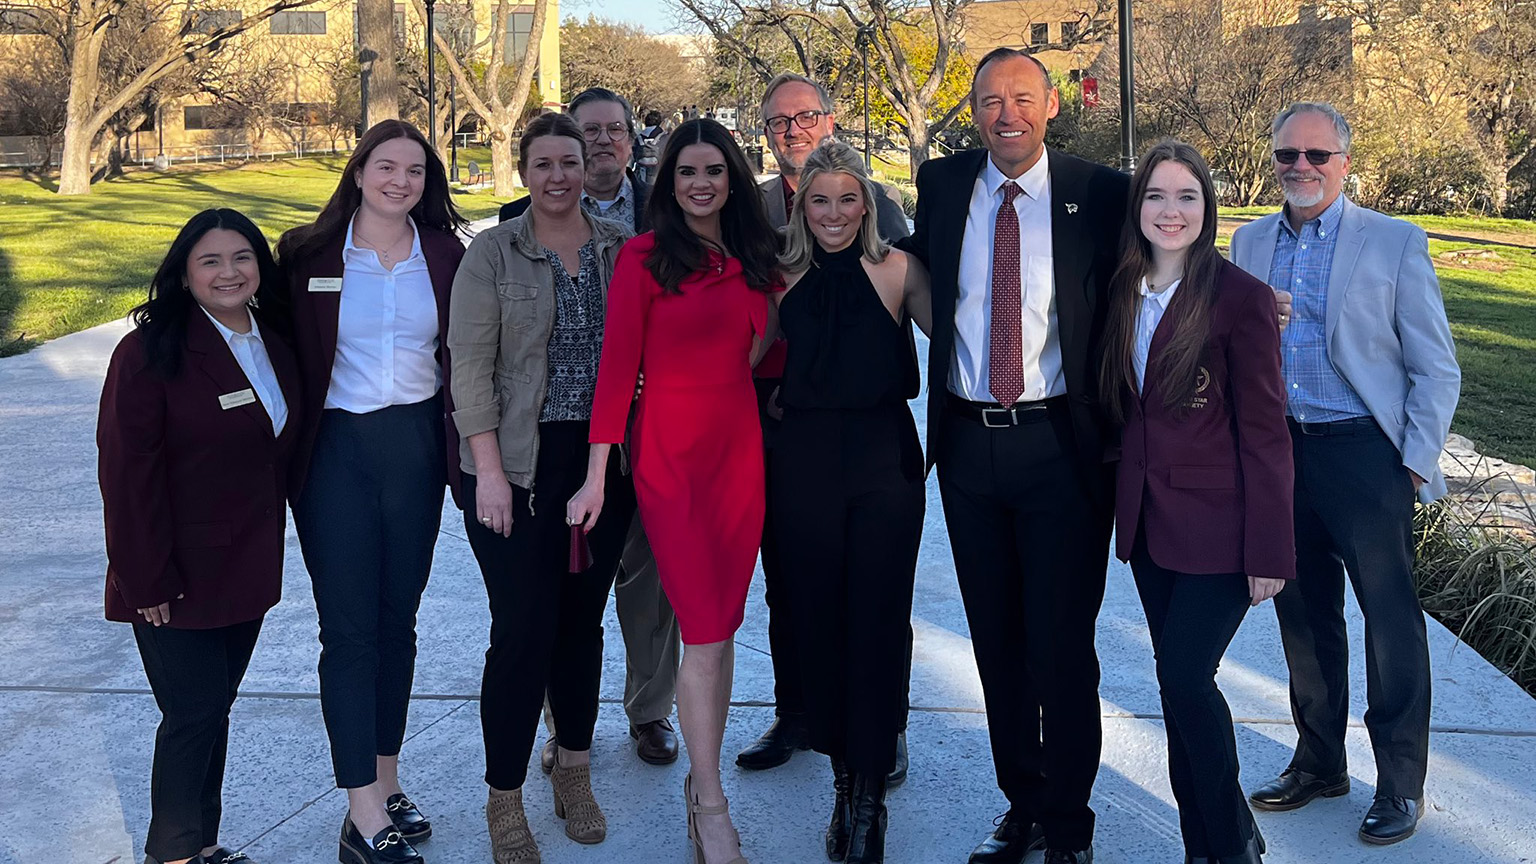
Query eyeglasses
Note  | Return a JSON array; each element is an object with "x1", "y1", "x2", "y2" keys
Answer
[
  {"x1": 581, "y1": 122, "x2": 629, "y2": 142},
  {"x1": 1273, "y1": 148, "x2": 1345, "y2": 166},
  {"x1": 765, "y1": 110, "x2": 828, "y2": 135}
]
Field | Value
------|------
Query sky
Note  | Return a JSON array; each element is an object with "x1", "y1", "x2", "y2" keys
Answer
[{"x1": 563, "y1": 0, "x2": 692, "y2": 34}]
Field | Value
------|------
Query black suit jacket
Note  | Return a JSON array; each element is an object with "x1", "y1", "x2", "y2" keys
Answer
[
  {"x1": 900, "y1": 148, "x2": 1129, "y2": 504},
  {"x1": 499, "y1": 169, "x2": 651, "y2": 231}
]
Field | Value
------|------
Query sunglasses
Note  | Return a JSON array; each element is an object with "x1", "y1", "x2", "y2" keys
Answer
[{"x1": 1273, "y1": 148, "x2": 1345, "y2": 166}]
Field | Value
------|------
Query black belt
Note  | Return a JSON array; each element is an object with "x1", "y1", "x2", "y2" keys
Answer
[
  {"x1": 947, "y1": 394, "x2": 1063, "y2": 427},
  {"x1": 1287, "y1": 416, "x2": 1378, "y2": 437}
]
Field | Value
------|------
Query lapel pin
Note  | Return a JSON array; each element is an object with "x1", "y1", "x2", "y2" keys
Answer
[{"x1": 1065, "y1": 203, "x2": 1079, "y2": 214}]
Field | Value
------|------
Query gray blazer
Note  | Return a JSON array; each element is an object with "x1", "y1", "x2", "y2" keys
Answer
[
  {"x1": 759, "y1": 174, "x2": 911, "y2": 241},
  {"x1": 1230, "y1": 197, "x2": 1461, "y2": 503}
]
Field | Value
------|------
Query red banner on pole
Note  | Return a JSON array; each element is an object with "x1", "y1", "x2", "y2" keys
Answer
[{"x1": 1083, "y1": 77, "x2": 1100, "y2": 108}]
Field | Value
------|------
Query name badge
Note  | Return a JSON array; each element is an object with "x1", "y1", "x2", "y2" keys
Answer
[
  {"x1": 219, "y1": 389, "x2": 257, "y2": 410},
  {"x1": 308, "y1": 277, "x2": 343, "y2": 293}
]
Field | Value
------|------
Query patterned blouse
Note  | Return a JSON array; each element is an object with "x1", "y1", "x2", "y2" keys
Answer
[{"x1": 540, "y1": 240, "x2": 604, "y2": 422}]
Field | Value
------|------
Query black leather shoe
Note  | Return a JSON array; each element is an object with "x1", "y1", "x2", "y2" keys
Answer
[
  {"x1": 1044, "y1": 847, "x2": 1093, "y2": 864},
  {"x1": 967, "y1": 810, "x2": 1045, "y2": 864},
  {"x1": 384, "y1": 793, "x2": 431, "y2": 842},
  {"x1": 1248, "y1": 768, "x2": 1350, "y2": 811},
  {"x1": 630, "y1": 718, "x2": 680, "y2": 765},
  {"x1": 339, "y1": 817, "x2": 422, "y2": 864},
  {"x1": 204, "y1": 848, "x2": 255, "y2": 864},
  {"x1": 844, "y1": 771, "x2": 888, "y2": 864},
  {"x1": 144, "y1": 856, "x2": 208, "y2": 864},
  {"x1": 1359, "y1": 795, "x2": 1423, "y2": 845},
  {"x1": 735, "y1": 714, "x2": 810, "y2": 770},
  {"x1": 827, "y1": 758, "x2": 851, "y2": 861},
  {"x1": 885, "y1": 732, "x2": 908, "y2": 788},
  {"x1": 540, "y1": 734, "x2": 558, "y2": 775},
  {"x1": 1214, "y1": 831, "x2": 1264, "y2": 864}
]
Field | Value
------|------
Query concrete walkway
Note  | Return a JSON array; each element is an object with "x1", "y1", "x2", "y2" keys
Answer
[{"x1": 3, "y1": 315, "x2": 1534, "y2": 864}]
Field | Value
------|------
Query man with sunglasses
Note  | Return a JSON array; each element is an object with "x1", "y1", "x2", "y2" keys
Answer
[{"x1": 1231, "y1": 102, "x2": 1460, "y2": 846}]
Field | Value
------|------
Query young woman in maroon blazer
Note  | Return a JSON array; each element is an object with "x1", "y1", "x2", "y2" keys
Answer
[
  {"x1": 1098, "y1": 140, "x2": 1295, "y2": 864},
  {"x1": 275, "y1": 120, "x2": 465, "y2": 864},
  {"x1": 99, "y1": 208, "x2": 302, "y2": 864}
]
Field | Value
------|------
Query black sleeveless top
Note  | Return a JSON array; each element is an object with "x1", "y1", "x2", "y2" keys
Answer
[{"x1": 778, "y1": 238, "x2": 920, "y2": 411}]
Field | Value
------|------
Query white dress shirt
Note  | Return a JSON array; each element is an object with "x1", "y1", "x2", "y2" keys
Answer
[
  {"x1": 1133, "y1": 276, "x2": 1181, "y2": 392},
  {"x1": 326, "y1": 214, "x2": 441, "y2": 412},
  {"x1": 203, "y1": 307, "x2": 288, "y2": 436},
  {"x1": 951, "y1": 149, "x2": 1064, "y2": 403}
]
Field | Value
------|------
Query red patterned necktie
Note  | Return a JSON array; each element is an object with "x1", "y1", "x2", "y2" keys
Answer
[{"x1": 989, "y1": 181, "x2": 1025, "y2": 405}]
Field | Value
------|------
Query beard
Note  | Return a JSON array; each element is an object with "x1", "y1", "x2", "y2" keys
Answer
[{"x1": 1281, "y1": 173, "x2": 1328, "y2": 209}]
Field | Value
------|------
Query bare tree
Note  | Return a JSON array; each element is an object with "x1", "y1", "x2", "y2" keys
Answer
[
  {"x1": 561, "y1": 16, "x2": 709, "y2": 117},
  {"x1": 358, "y1": 0, "x2": 400, "y2": 125}
]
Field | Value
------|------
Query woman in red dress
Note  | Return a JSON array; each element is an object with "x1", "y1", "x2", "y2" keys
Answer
[{"x1": 568, "y1": 118, "x2": 780, "y2": 864}]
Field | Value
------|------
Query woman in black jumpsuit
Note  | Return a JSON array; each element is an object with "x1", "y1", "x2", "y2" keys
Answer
[{"x1": 770, "y1": 138, "x2": 932, "y2": 864}]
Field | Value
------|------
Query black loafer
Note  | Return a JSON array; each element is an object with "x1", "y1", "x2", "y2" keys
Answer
[
  {"x1": 968, "y1": 810, "x2": 1045, "y2": 864},
  {"x1": 204, "y1": 848, "x2": 255, "y2": 864},
  {"x1": 736, "y1": 714, "x2": 811, "y2": 770},
  {"x1": 1248, "y1": 768, "x2": 1350, "y2": 811},
  {"x1": 339, "y1": 816, "x2": 422, "y2": 864},
  {"x1": 1359, "y1": 795, "x2": 1423, "y2": 845},
  {"x1": 885, "y1": 731, "x2": 908, "y2": 788},
  {"x1": 385, "y1": 793, "x2": 431, "y2": 841},
  {"x1": 1044, "y1": 847, "x2": 1093, "y2": 864}
]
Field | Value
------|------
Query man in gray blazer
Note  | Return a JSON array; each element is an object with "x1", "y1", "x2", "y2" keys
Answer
[{"x1": 1230, "y1": 102, "x2": 1461, "y2": 847}]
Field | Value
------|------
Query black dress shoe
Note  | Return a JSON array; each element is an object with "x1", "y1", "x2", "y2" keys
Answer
[
  {"x1": 967, "y1": 810, "x2": 1045, "y2": 864},
  {"x1": 885, "y1": 731, "x2": 908, "y2": 788},
  {"x1": 540, "y1": 734, "x2": 558, "y2": 775},
  {"x1": 1214, "y1": 832, "x2": 1264, "y2": 864},
  {"x1": 827, "y1": 758, "x2": 851, "y2": 861},
  {"x1": 630, "y1": 717, "x2": 680, "y2": 765},
  {"x1": 339, "y1": 817, "x2": 422, "y2": 864},
  {"x1": 735, "y1": 714, "x2": 810, "y2": 770},
  {"x1": 844, "y1": 771, "x2": 888, "y2": 864},
  {"x1": 1044, "y1": 847, "x2": 1093, "y2": 864},
  {"x1": 1359, "y1": 795, "x2": 1423, "y2": 845},
  {"x1": 1248, "y1": 768, "x2": 1350, "y2": 811},
  {"x1": 385, "y1": 793, "x2": 431, "y2": 842},
  {"x1": 204, "y1": 848, "x2": 255, "y2": 864}
]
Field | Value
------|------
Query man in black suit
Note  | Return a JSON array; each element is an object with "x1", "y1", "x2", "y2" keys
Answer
[{"x1": 900, "y1": 48, "x2": 1128, "y2": 864}]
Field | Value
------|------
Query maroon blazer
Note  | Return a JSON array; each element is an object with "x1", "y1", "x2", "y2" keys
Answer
[
  {"x1": 1113, "y1": 260, "x2": 1296, "y2": 580},
  {"x1": 281, "y1": 224, "x2": 466, "y2": 507},
  {"x1": 98, "y1": 312, "x2": 304, "y2": 628}
]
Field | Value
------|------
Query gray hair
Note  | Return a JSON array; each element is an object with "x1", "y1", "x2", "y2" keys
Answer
[
  {"x1": 779, "y1": 138, "x2": 890, "y2": 273},
  {"x1": 568, "y1": 87, "x2": 636, "y2": 134},
  {"x1": 761, "y1": 73, "x2": 834, "y2": 115},
  {"x1": 1271, "y1": 102, "x2": 1352, "y2": 152}
]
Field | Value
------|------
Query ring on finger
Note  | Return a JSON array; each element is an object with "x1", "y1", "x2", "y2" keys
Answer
[{"x1": 481, "y1": 515, "x2": 493, "y2": 524}]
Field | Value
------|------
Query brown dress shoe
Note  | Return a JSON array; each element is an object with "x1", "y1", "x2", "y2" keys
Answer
[{"x1": 630, "y1": 717, "x2": 680, "y2": 765}]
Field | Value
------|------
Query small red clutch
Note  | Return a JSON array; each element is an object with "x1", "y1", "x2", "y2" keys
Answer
[{"x1": 569, "y1": 525, "x2": 594, "y2": 573}]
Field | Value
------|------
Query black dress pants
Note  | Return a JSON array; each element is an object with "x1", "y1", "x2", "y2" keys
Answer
[
  {"x1": 1129, "y1": 531, "x2": 1256, "y2": 858},
  {"x1": 1279, "y1": 419, "x2": 1429, "y2": 799},
  {"x1": 292, "y1": 395, "x2": 445, "y2": 789},
  {"x1": 771, "y1": 405, "x2": 924, "y2": 776},
  {"x1": 936, "y1": 404, "x2": 1110, "y2": 851},
  {"x1": 757, "y1": 376, "x2": 805, "y2": 720},
  {"x1": 466, "y1": 420, "x2": 636, "y2": 791},
  {"x1": 133, "y1": 618, "x2": 262, "y2": 863}
]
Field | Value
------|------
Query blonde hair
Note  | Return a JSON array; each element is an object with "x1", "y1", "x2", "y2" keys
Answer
[{"x1": 779, "y1": 138, "x2": 891, "y2": 273}]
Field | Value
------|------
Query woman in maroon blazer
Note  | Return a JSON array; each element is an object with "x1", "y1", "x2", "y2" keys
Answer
[
  {"x1": 1099, "y1": 140, "x2": 1295, "y2": 864},
  {"x1": 99, "y1": 208, "x2": 302, "y2": 864},
  {"x1": 275, "y1": 120, "x2": 465, "y2": 864}
]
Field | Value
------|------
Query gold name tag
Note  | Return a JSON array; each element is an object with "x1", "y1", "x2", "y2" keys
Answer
[
  {"x1": 219, "y1": 389, "x2": 257, "y2": 410},
  {"x1": 308, "y1": 277, "x2": 343, "y2": 292}
]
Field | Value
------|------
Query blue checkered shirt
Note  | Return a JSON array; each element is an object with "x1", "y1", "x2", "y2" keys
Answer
[{"x1": 1272, "y1": 195, "x2": 1370, "y2": 422}]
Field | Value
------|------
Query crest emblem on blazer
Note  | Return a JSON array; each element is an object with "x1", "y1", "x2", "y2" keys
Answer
[{"x1": 1065, "y1": 203, "x2": 1079, "y2": 214}]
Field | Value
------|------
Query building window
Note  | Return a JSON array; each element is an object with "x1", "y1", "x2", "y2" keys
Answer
[
  {"x1": 270, "y1": 10, "x2": 326, "y2": 34},
  {"x1": 184, "y1": 9, "x2": 242, "y2": 35},
  {"x1": 1060, "y1": 19, "x2": 1079, "y2": 44},
  {"x1": 275, "y1": 102, "x2": 328, "y2": 125},
  {"x1": 504, "y1": 9, "x2": 534, "y2": 61},
  {"x1": 184, "y1": 105, "x2": 242, "y2": 131},
  {"x1": 0, "y1": 6, "x2": 51, "y2": 34},
  {"x1": 1030, "y1": 23, "x2": 1049, "y2": 46}
]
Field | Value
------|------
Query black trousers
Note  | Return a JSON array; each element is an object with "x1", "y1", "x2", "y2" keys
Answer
[
  {"x1": 936, "y1": 403, "x2": 1110, "y2": 851},
  {"x1": 133, "y1": 618, "x2": 263, "y2": 862},
  {"x1": 1279, "y1": 419, "x2": 1429, "y2": 798},
  {"x1": 292, "y1": 395, "x2": 445, "y2": 789},
  {"x1": 771, "y1": 405, "x2": 924, "y2": 775},
  {"x1": 466, "y1": 420, "x2": 636, "y2": 791},
  {"x1": 1129, "y1": 531, "x2": 1256, "y2": 858}
]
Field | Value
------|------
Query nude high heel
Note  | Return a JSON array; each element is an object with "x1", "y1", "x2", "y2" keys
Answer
[{"x1": 684, "y1": 773, "x2": 748, "y2": 864}]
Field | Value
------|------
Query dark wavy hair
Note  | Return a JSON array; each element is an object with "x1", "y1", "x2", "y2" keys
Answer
[
  {"x1": 643, "y1": 118, "x2": 779, "y2": 294},
  {"x1": 131, "y1": 208, "x2": 283, "y2": 378},
  {"x1": 277, "y1": 119, "x2": 467, "y2": 262},
  {"x1": 1099, "y1": 139, "x2": 1223, "y2": 426}
]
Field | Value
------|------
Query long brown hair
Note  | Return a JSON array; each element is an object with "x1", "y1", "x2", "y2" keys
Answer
[
  {"x1": 1098, "y1": 139, "x2": 1222, "y2": 426},
  {"x1": 277, "y1": 119, "x2": 467, "y2": 262}
]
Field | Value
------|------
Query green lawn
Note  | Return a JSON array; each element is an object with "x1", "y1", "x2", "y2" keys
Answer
[{"x1": 0, "y1": 157, "x2": 506, "y2": 356}]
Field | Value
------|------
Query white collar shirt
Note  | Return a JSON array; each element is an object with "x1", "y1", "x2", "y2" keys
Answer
[
  {"x1": 1133, "y1": 276, "x2": 1182, "y2": 392},
  {"x1": 326, "y1": 213, "x2": 440, "y2": 412},
  {"x1": 202, "y1": 307, "x2": 288, "y2": 436},
  {"x1": 952, "y1": 148, "x2": 1063, "y2": 402}
]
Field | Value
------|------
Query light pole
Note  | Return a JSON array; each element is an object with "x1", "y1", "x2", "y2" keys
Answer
[
  {"x1": 857, "y1": 24, "x2": 873, "y2": 170},
  {"x1": 1117, "y1": 0, "x2": 1136, "y2": 172},
  {"x1": 424, "y1": 0, "x2": 438, "y2": 152},
  {"x1": 449, "y1": 74, "x2": 459, "y2": 182}
]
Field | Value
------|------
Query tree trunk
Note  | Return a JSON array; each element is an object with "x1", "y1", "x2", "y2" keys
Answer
[
  {"x1": 57, "y1": 26, "x2": 108, "y2": 195},
  {"x1": 906, "y1": 122, "x2": 930, "y2": 177},
  {"x1": 491, "y1": 122, "x2": 515, "y2": 197},
  {"x1": 358, "y1": 0, "x2": 399, "y2": 127}
]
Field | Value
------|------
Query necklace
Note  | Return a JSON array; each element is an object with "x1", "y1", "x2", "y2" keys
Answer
[{"x1": 357, "y1": 227, "x2": 412, "y2": 267}]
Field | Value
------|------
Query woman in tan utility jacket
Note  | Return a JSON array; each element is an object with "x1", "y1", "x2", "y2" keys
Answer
[{"x1": 447, "y1": 112, "x2": 636, "y2": 861}]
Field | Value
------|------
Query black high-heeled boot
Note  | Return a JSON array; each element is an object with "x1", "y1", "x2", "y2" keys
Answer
[
  {"x1": 844, "y1": 772, "x2": 888, "y2": 864},
  {"x1": 826, "y1": 758, "x2": 851, "y2": 861}
]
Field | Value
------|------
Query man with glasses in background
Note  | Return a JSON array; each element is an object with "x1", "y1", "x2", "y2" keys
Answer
[{"x1": 1231, "y1": 102, "x2": 1460, "y2": 847}]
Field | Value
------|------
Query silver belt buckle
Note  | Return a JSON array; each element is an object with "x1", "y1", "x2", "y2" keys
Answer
[{"x1": 981, "y1": 406, "x2": 1017, "y2": 428}]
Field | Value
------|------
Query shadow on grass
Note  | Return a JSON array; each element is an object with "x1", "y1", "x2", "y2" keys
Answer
[{"x1": 0, "y1": 245, "x2": 32, "y2": 356}]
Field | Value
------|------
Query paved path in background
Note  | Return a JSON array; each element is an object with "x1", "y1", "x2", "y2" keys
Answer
[{"x1": 3, "y1": 289, "x2": 1536, "y2": 863}]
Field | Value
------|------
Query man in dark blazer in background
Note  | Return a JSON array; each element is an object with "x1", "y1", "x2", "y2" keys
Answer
[{"x1": 899, "y1": 48, "x2": 1129, "y2": 864}]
